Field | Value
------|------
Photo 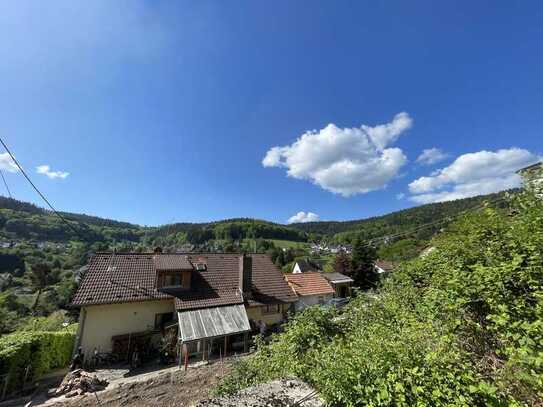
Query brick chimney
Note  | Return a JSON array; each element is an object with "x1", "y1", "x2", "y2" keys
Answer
[{"x1": 239, "y1": 253, "x2": 252, "y2": 298}]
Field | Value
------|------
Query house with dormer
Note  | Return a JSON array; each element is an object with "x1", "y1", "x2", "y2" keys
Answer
[{"x1": 71, "y1": 250, "x2": 297, "y2": 362}]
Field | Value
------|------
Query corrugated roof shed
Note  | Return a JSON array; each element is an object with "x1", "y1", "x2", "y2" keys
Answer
[{"x1": 178, "y1": 304, "x2": 250, "y2": 342}]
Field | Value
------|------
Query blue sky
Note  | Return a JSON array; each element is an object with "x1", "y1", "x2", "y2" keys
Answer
[{"x1": 0, "y1": 1, "x2": 542, "y2": 226}]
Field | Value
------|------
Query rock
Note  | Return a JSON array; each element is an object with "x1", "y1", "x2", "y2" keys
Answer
[{"x1": 54, "y1": 369, "x2": 109, "y2": 397}]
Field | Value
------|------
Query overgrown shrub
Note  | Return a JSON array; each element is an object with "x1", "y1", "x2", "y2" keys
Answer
[
  {"x1": 0, "y1": 325, "x2": 76, "y2": 395},
  {"x1": 215, "y1": 192, "x2": 543, "y2": 405}
]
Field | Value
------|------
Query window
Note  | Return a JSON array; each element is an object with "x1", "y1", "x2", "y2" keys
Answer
[
  {"x1": 155, "y1": 312, "x2": 174, "y2": 330},
  {"x1": 163, "y1": 273, "x2": 182, "y2": 287},
  {"x1": 262, "y1": 304, "x2": 280, "y2": 314}
]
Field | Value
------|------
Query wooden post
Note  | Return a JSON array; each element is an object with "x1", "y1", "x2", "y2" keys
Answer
[
  {"x1": 243, "y1": 332, "x2": 249, "y2": 353},
  {"x1": 224, "y1": 336, "x2": 228, "y2": 357},
  {"x1": 183, "y1": 344, "x2": 188, "y2": 371},
  {"x1": 178, "y1": 343, "x2": 182, "y2": 368},
  {"x1": 219, "y1": 346, "x2": 223, "y2": 377},
  {"x1": 22, "y1": 365, "x2": 30, "y2": 389},
  {"x1": 201, "y1": 339, "x2": 206, "y2": 361},
  {"x1": 127, "y1": 332, "x2": 132, "y2": 362}
]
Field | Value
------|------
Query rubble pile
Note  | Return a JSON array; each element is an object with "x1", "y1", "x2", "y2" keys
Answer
[
  {"x1": 196, "y1": 379, "x2": 324, "y2": 407},
  {"x1": 53, "y1": 369, "x2": 109, "y2": 398}
]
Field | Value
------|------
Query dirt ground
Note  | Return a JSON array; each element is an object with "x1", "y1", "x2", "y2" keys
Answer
[{"x1": 35, "y1": 359, "x2": 233, "y2": 407}]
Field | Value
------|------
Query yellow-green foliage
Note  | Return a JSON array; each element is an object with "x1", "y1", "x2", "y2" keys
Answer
[{"x1": 0, "y1": 324, "x2": 76, "y2": 394}]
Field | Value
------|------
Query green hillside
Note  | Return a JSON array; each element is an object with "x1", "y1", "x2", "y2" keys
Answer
[
  {"x1": 0, "y1": 190, "x2": 515, "y2": 336},
  {"x1": 288, "y1": 190, "x2": 511, "y2": 243}
]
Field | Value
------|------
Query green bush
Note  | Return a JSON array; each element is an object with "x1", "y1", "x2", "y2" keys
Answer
[
  {"x1": 0, "y1": 325, "x2": 76, "y2": 395},
  {"x1": 215, "y1": 192, "x2": 543, "y2": 406}
]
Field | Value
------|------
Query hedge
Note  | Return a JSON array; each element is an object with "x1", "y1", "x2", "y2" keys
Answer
[{"x1": 0, "y1": 325, "x2": 76, "y2": 395}]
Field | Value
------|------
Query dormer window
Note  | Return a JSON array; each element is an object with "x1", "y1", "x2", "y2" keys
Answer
[
  {"x1": 163, "y1": 273, "x2": 183, "y2": 287},
  {"x1": 153, "y1": 254, "x2": 193, "y2": 292},
  {"x1": 195, "y1": 263, "x2": 206, "y2": 271},
  {"x1": 156, "y1": 269, "x2": 191, "y2": 290}
]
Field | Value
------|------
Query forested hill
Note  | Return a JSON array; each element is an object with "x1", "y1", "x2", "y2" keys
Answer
[
  {"x1": 0, "y1": 190, "x2": 512, "y2": 246},
  {"x1": 0, "y1": 196, "x2": 144, "y2": 244},
  {"x1": 288, "y1": 190, "x2": 511, "y2": 242}
]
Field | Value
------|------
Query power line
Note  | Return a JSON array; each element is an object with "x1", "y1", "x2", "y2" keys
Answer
[
  {"x1": 362, "y1": 195, "x2": 509, "y2": 248},
  {"x1": 0, "y1": 136, "x2": 84, "y2": 239},
  {"x1": 0, "y1": 169, "x2": 11, "y2": 198}
]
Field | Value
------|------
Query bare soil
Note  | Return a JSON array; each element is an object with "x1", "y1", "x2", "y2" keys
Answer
[{"x1": 35, "y1": 360, "x2": 233, "y2": 407}]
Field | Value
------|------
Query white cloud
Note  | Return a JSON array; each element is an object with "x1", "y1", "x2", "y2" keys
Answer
[
  {"x1": 287, "y1": 211, "x2": 320, "y2": 224},
  {"x1": 396, "y1": 193, "x2": 405, "y2": 200},
  {"x1": 36, "y1": 165, "x2": 69, "y2": 179},
  {"x1": 0, "y1": 153, "x2": 19, "y2": 173},
  {"x1": 408, "y1": 148, "x2": 541, "y2": 204},
  {"x1": 263, "y1": 112, "x2": 413, "y2": 197},
  {"x1": 416, "y1": 148, "x2": 448, "y2": 165}
]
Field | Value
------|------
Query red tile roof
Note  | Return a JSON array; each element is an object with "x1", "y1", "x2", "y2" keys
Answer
[
  {"x1": 248, "y1": 254, "x2": 298, "y2": 307},
  {"x1": 284, "y1": 272, "x2": 335, "y2": 297},
  {"x1": 153, "y1": 254, "x2": 193, "y2": 271},
  {"x1": 71, "y1": 253, "x2": 296, "y2": 310}
]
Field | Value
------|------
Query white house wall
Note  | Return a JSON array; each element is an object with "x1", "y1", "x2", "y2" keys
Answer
[{"x1": 79, "y1": 299, "x2": 175, "y2": 358}]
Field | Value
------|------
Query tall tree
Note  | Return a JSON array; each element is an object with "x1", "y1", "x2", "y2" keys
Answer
[
  {"x1": 349, "y1": 238, "x2": 378, "y2": 289},
  {"x1": 333, "y1": 251, "x2": 351, "y2": 274},
  {"x1": 28, "y1": 262, "x2": 52, "y2": 313}
]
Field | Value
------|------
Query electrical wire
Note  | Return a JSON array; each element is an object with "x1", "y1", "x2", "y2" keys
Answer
[
  {"x1": 0, "y1": 169, "x2": 11, "y2": 198},
  {"x1": 359, "y1": 194, "x2": 510, "y2": 248},
  {"x1": 0, "y1": 136, "x2": 84, "y2": 239}
]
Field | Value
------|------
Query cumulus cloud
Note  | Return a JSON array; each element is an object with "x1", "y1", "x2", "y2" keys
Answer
[
  {"x1": 416, "y1": 148, "x2": 448, "y2": 165},
  {"x1": 0, "y1": 153, "x2": 19, "y2": 173},
  {"x1": 36, "y1": 165, "x2": 69, "y2": 179},
  {"x1": 287, "y1": 211, "x2": 320, "y2": 224},
  {"x1": 263, "y1": 113, "x2": 413, "y2": 196},
  {"x1": 408, "y1": 148, "x2": 541, "y2": 204}
]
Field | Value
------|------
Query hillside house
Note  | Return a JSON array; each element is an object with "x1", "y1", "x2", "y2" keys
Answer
[
  {"x1": 284, "y1": 272, "x2": 335, "y2": 312},
  {"x1": 71, "y1": 252, "x2": 297, "y2": 363},
  {"x1": 292, "y1": 259, "x2": 322, "y2": 274},
  {"x1": 320, "y1": 272, "x2": 353, "y2": 298}
]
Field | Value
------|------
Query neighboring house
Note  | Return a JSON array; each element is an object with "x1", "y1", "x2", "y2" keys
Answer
[
  {"x1": 292, "y1": 259, "x2": 322, "y2": 274},
  {"x1": 284, "y1": 272, "x2": 335, "y2": 312},
  {"x1": 71, "y1": 252, "x2": 297, "y2": 362},
  {"x1": 374, "y1": 260, "x2": 395, "y2": 274},
  {"x1": 517, "y1": 161, "x2": 543, "y2": 194},
  {"x1": 320, "y1": 272, "x2": 353, "y2": 298}
]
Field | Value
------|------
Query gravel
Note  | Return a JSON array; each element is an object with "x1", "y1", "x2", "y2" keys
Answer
[{"x1": 195, "y1": 379, "x2": 324, "y2": 407}]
